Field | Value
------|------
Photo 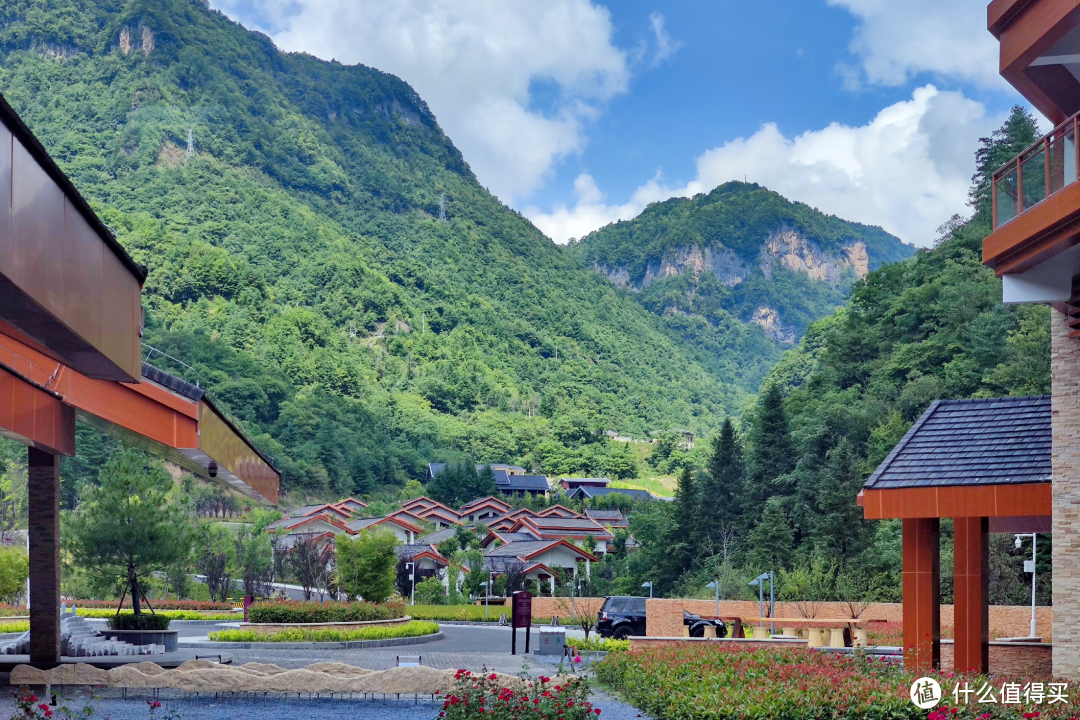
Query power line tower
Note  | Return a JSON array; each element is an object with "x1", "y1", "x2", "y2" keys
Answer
[
  {"x1": 186, "y1": 129, "x2": 195, "y2": 159},
  {"x1": 438, "y1": 193, "x2": 447, "y2": 222}
]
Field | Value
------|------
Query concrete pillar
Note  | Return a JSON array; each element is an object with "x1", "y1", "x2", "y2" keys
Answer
[
  {"x1": 902, "y1": 517, "x2": 940, "y2": 671},
  {"x1": 1052, "y1": 307, "x2": 1080, "y2": 680},
  {"x1": 953, "y1": 516, "x2": 989, "y2": 673},
  {"x1": 28, "y1": 447, "x2": 60, "y2": 665}
]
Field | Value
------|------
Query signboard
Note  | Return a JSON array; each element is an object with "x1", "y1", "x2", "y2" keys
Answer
[
  {"x1": 511, "y1": 590, "x2": 533, "y2": 655},
  {"x1": 513, "y1": 591, "x2": 533, "y2": 628}
]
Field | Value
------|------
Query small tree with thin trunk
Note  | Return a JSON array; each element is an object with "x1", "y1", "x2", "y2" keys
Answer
[
  {"x1": 65, "y1": 449, "x2": 194, "y2": 619},
  {"x1": 289, "y1": 534, "x2": 331, "y2": 601}
]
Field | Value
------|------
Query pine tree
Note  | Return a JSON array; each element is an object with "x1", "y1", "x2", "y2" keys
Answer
[
  {"x1": 811, "y1": 439, "x2": 871, "y2": 562},
  {"x1": 747, "y1": 497, "x2": 794, "y2": 572},
  {"x1": 668, "y1": 464, "x2": 699, "y2": 577},
  {"x1": 743, "y1": 384, "x2": 794, "y2": 526},
  {"x1": 969, "y1": 106, "x2": 1041, "y2": 222},
  {"x1": 698, "y1": 419, "x2": 743, "y2": 553}
]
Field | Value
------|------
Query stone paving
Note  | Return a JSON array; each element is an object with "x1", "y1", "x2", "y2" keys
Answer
[{"x1": 222, "y1": 648, "x2": 560, "y2": 675}]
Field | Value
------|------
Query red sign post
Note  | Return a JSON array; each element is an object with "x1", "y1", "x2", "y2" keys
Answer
[{"x1": 511, "y1": 590, "x2": 532, "y2": 655}]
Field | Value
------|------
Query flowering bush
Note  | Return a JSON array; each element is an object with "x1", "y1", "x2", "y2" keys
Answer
[
  {"x1": 248, "y1": 599, "x2": 405, "y2": 624},
  {"x1": 67, "y1": 599, "x2": 234, "y2": 611},
  {"x1": 594, "y1": 645, "x2": 1080, "y2": 720},
  {"x1": 440, "y1": 669, "x2": 600, "y2": 720},
  {"x1": 12, "y1": 694, "x2": 94, "y2": 720}
]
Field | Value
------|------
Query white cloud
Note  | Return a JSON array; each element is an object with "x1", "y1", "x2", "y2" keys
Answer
[
  {"x1": 209, "y1": 0, "x2": 631, "y2": 202},
  {"x1": 528, "y1": 86, "x2": 1000, "y2": 246},
  {"x1": 829, "y1": 0, "x2": 1007, "y2": 91},
  {"x1": 648, "y1": 13, "x2": 683, "y2": 67}
]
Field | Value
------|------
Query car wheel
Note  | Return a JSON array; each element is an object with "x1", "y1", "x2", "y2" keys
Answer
[
  {"x1": 689, "y1": 624, "x2": 704, "y2": 638},
  {"x1": 613, "y1": 626, "x2": 632, "y2": 640},
  {"x1": 715, "y1": 621, "x2": 728, "y2": 639}
]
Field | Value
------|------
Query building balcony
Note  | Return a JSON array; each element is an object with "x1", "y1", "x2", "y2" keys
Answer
[{"x1": 983, "y1": 111, "x2": 1080, "y2": 304}]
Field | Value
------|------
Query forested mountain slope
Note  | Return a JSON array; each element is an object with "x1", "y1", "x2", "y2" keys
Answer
[
  {"x1": 0, "y1": 0, "x2": 757, "y2": 498},
  {"x1": 571, "y1": 183, "x2": 915, "y2": 363}
]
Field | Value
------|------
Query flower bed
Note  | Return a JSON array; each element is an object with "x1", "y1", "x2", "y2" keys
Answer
[
  {"x1": 208, "y1": 620, "x2": 439, "y2": 643},
  {"x1": 440, "y1": 669, "x2": 600, "y2": 720},
  {"x1": 594, "y1": 644, "x2": 1080, "y2": 720},
  {"x1": 68, "y1": 599, "x2": 233, "y2": 611},
  {"x1": 248, "y1": 599, "x2": 404, "y2": 624},
  {"x1": 75, "y1": 609, "x2": 238, "y2": 621}
]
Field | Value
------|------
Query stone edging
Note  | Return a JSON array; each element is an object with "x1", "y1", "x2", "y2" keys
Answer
[{"x1": 178, "y1": 630, "x2": 443, "y2": 650}]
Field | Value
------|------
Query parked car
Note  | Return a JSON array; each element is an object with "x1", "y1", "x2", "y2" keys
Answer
[
  {"x1": 684, "y1": 609, "x2": 727, "y2": 638},
  {"x1": 596, "y1": 596, "x2": 646, "y2": 639}
]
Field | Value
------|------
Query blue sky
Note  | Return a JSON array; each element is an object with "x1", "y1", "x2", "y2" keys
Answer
[{"x1": 210, "y1": 0, "x2": 1030, "y2": 247}]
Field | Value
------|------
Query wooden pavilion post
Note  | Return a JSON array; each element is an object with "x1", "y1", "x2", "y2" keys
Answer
[
  {"x1": 902, "y1": 517, "x2": 940, "y2": 671},
  {"x1": 953, "y1": 516, "x2": 989, "y2": 674}
]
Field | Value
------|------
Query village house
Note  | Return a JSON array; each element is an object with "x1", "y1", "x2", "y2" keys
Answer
[{"x1": 481, "y1": 539, "x2": 598, "y2": 596}]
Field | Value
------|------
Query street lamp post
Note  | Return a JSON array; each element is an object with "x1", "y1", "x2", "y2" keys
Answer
[
  {"x1": 641, "y1": 581, "x2": 653, "y2": 598},
  {"x1": 749, "y1": 572, "x2": 775, "y2": 634},
  {"x1": 480, "y1": 581, "x2": 489, "y2": 620},
  {"x1": 706, "y1": 581, "x2": 719, "y2": 618},
  {"x1": 406, "y1": 562, "x2": 415, "y2": 606},
  {"x1": 1015, "y1": 533, "x2": 1038, "y2": 637}
]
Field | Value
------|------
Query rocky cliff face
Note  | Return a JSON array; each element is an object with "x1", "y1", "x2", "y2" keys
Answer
[
  {"x1": 597, "y1": 226, "x2": 868, "y2": 292},
  {"x1": 750, "y1": 305, "x2": 797, "y2": 343}
]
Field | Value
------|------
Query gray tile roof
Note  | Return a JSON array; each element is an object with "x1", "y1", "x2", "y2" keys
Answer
[
  {"x1": 864, "y1": 396, "x2": 1051, "y2": 490},
  {"x1": 484, "y1": 540, "x2": 558, "y2": 558},
  {"x1": 568, "y1": 486, "x2": 652, "y2": 501},
  {"x1": 419, "y1": 527, "x2": 459, "y2": 545}
]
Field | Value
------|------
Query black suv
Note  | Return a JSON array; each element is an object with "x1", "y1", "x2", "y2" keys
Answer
[{"x1": 596, "y1": 596, "x2": 647, "y2": 639}]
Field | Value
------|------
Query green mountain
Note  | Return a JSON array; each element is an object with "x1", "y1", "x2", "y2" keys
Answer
[
  {"x1": 0, "y1": 0, "x2": 780, "y2": 498},
  {"x1": 571, "y1": 184, "x2": 915, "y2": 373}
]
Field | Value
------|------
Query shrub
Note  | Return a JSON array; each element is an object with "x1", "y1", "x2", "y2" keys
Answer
[
  {"x1": 76, "y1": 609, "x2": 237, "y2": 621},
  {"x1": 408, "y1": 604, "x2": 500, "y2": 622},
  {"x1": 0, "y1": 546, "x2": 29, "y2": 604},
  {"x1": 208, "y1": 620, "x2": 438, "y2": 643},
  {"x1": 247, "y1": 600, "x2": 405, "y2": 624},
  {"x1": 440, "y1": 670, "x2": 597, "y2": 720},
  {"x1": 68, "y1": 599, "x2": 233, "y2": 611},
  {"x1": 107, "y1": 614, "x2": 172, "y2": 631},
  {"x1": 569, "y1": 636, "x2": 629, "y2": 653},
  {"x1": 0, "y1": 620, "x2": 28, "y2": 632},
  {"x1": 414, "y1": 577, "x2": 446, "y2": 606}
]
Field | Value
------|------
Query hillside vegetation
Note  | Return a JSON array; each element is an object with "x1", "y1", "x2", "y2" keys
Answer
[
  {"x1": 0, "y1": 0, "x2": 776, "y2": 498},
  {"x1": 572, "y1": 183, "x2": 914, "y2": 369}
]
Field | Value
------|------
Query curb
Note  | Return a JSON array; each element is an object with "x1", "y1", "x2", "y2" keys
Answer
[{"x1": 179, "y1": 630, "x2": 444, "y2": 650}]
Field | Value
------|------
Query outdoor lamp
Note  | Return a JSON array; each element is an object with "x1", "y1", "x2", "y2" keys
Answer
[{"x1": 641, "y1": 581, "x2": 653, "y2": 598}]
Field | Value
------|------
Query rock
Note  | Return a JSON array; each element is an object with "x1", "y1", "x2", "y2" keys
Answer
[
  {"x1": 238, "y1": 662, "x2": 287, "y2": 675},
  {"x1": 10, "y1": 665, "x2": 50, "y2": 685},
  {"x1": 304, "y1": 662, "x2": 372, "y2": 676},
  {"x1": 46, "y1": 663, "x2": 108, "y2": 685},
  {"x1": 175, "y1": 659, "x2": 218, "y2": 672}
]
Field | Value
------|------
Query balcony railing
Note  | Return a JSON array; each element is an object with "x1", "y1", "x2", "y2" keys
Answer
[{"x1": 993, "y1": 111, "x2": 1080, "y2": 230}]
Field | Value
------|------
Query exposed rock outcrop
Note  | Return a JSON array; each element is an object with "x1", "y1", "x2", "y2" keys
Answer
[
  {"x1": 597, "y1": 243, "x2": 749, "y2": 291},
  {"x1": 750, "y1": 305, "x2": 797, "y2": 344},
  {"x1": 758, "y1": 227, "x2": 867, "y2": 285}
]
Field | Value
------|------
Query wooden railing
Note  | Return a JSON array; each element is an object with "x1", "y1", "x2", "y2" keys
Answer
[{"x1": 993, "y1": 110, "x2": 1080, "y2": 229}]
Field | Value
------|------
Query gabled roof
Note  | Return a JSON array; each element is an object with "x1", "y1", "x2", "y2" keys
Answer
[
  {"x1": 289, "y1": 503, "x2": 352, "y2": 521},
  {"x1": 586, "y1": 509, "x2": 628, "y2": 527},
  {"x1": 511, "y1": 516, "x2": 614, "y2": 540},
  {"x1": 482, "y1": 508, "x2": 537, "y2": 526},
  {"x1": 335, "y1": 498, "x2": 368, "y2": 511},
  {"x1": 415, "y1": 506, "x2": 463, "y2": 524},
  {"x1": 419, "y1": 527, "x2": 459, "y2": 546},
  {"x1": 493, "y1": 471, "x2": 550, "y2": 491},
  {"x1": 568, "y1": 486, "x2": 652, "y2": 501},
  {"x1": 460, "y1": 496, "x2": 511, "y2": 513},
  {"x1": 387, "y1": 509, "x2": 428, "y2": 525},
  {"x1": 394, "y1": 544, "x2": 449, "y2": 566},
  {"x1": 483, "y1": 537, "x2": 598, "y2": 563},
  {"x1": 538, "y1": 505, "x2": 582, "y2": 519},
  {"x1": 268, "y1": 514, "x2": 350, "y2": 535},
  {"x1": 864, "y1": 396, "x2": 1051, "y2": 490},
  {"x1": 481, "y1": 531, "x2": 540, "y2": 548},
  {"x1": 428, "y1": 463, "x2": 525, "y2": 479},
  {"x1": 347, "y1": 515, "x2": 425, "y2": 535},
  {"x1": 401, "y1": 496, "x2": 446, "y2": 512}
]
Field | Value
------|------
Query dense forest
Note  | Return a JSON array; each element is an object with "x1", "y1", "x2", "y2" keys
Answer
[
  {"x1": 0, "y1": 0, "x2": 804, "y2": 500},
  {"x1": 592, "y1": 107, "x2": 1053, "y2": 605},
  {"x1": 572, "y1": 182, "x2": 914, "y2": 366}
]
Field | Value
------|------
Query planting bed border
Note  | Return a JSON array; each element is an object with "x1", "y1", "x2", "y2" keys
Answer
[{"x1": 180, "y1": 630, "x2": 443, "y2": 650}]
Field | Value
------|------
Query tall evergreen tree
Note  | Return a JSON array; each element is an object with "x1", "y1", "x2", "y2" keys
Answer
[
  {"x1": 743, "y1": 384, "x2": 794, "y2": 525},
  {"x1": 698, "y1": 419, "x2": 743, "y2": 553},
  {"x1": 668, "y1": 464, "x2": 699, "y2": 580},
  {"x1": 969, "y1": 106, "x2": 1041, "y2": 222},
  {"x1": 812, "y1": 439, "x2": 872, "y2": 562},
  {"x1": 747, "y1": 497, "x2": 794, "y2": 572}
]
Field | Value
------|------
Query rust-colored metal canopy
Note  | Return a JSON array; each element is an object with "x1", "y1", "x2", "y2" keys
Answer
[
  {"x1": 0, "y1": 93, "x2": 146, "y2": 384},
  {"x1": 0, "y1": 328, "x2": 279, "y2": 505}
]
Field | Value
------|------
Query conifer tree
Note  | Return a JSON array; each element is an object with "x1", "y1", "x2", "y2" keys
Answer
[
  {"x1": 698, "y1": 419, "x2": 743, "y2": 552},
  {"x1": 668, "y1": 464, "x2": 699, "y2": 578},
  {"x1": 747, "y1": 497, "x2": 794, "y2": 572},
  {"x1": 743, "y1": 384, "x2": 794, "y2": 526},
  {"x1": 811, "y1": 439, "x2": 871, "y2": 562}
]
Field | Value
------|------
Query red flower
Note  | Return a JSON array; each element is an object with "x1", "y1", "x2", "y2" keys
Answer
[
  {"x1": 489, "y1": 673, "x2": 498, "y2": 680},
  {"x1": 595, "y1": 710, "x2": 602, "y2": 715}
]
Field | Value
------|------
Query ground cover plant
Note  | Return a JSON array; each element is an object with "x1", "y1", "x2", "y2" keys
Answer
[
  {"x1": 208, "y1": 620, "x2": 438, "y2": 643},
  {"x1": 75, "y1": 609, "x2": 238, "y2": 621},
  {"x1": 247, "y1": 599, "x2": 405, "y2": 623},
  {"x1": 439, "y1": 669, "x2": 599, "y2": 720},
  {"x1": 409, "y1": 604, "x2": 501, "y2": 622},
  {"x1": 594, "y1": 644, "x2": 1080, "y2": 720},
  {"x1": 569, "y1": 636, "x2": 630, "y2": 653},
  {"x1": 0, "y1": 620, "x2": 27, "y2": 632}
]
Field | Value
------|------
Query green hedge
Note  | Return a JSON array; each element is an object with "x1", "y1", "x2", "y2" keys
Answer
[
  {"x1": 208, "y1": 620, "x2": 439, "y2": 643},
  {"x1": 76, "y1": 609, "x2": 238, "y2": 620},
  {"x1": 248, "y1": 600, "x2": 405, "y2": 624},
  {"x1": 107, "y1": 614, "x2": 172, "y2": 630},
  {"x1": 0, "y1": 621, "x2": 28, "y2": 633},
  {"x1": 408, "y1": 604, "x2": 499, "y2": 622}
]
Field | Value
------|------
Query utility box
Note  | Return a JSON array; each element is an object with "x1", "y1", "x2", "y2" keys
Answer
[{"x1": 537, "y1": 627, "x2": 566, "y2": 656}]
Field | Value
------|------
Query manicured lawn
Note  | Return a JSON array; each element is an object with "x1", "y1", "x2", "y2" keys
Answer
[
  {"x1": 610, "y1": 477, "x2": 673, "y2": 498},
  {"x1": 594, "y1": 644, "x2": 1080, "y2": 720},
  {"x1": 208, "y1": 620, "x2": 439, "y2": 643}
]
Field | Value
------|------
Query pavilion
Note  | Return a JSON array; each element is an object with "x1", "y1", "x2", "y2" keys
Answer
[
  {"x1": 858, "y1": 396, "x2": 1051, "y2": 672},
  {"x1": 0, "y1": 93, "x2": 279, "y2": 665}
]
